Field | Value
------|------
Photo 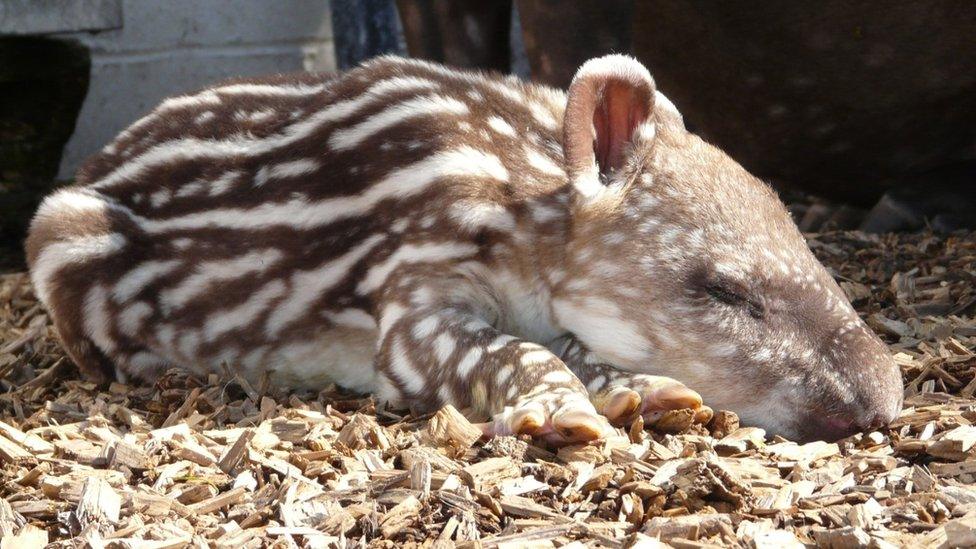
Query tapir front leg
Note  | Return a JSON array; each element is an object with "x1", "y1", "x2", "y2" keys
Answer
[
  {"x1": 552, "y1": 335, "x2": 708, "y2": 426},
  {"x1": 373, "y1": 266, "x2": 612, "y2": 446}
]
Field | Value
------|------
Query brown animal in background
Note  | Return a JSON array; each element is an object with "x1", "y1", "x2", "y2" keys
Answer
[{"x1": 25, "y1": 55, "x2": 901, "y2": 444}]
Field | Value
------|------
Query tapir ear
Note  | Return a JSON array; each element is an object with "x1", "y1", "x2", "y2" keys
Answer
[{"x1": 564, "y1": 55, "x2": 656, "y2": 197}]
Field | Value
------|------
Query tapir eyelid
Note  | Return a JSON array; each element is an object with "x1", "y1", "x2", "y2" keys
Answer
[
  {"x1": 705, "y1": 284, "x2": 745, "y2": 305},
  {"x1": 705, "y1": 283, "x2": 765, "y2": 319}
]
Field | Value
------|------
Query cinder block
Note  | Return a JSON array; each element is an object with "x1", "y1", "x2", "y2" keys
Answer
[
  {"x1": 0, "y1": 0, "x2": 122, "y2": 35},
  {"x1": 55, "y1": 0, "x2": 337, "y2": 177}
]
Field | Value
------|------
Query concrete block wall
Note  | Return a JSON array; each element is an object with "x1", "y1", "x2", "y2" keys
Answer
[{"x1": 54, "y1": 0, "x2": 336, "y2": 178}]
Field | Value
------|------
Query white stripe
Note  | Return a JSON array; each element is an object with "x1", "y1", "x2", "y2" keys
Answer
[
  {"x1": 92, "y1": 77, "x2": 435, "y2": 190},
  {"x1": 449, "y1": 202, "x2": 516, "y2": 232},
  {"x1": 30, "y1": 234, "x2": 127, "y2": 306},
  {"x1": 112, "y1": 82, "x2": 328, "y2": 146},
  {"x1": 329, "y1": 94, "x2": 469, "y2": 151},
  {"x1": 379, "y1": 303, "x2": 407, "y2": 337},
  {"x1": 209, "y1": 171, "x2": 242, "y2": 196},
  {"x1": 129, "y1": 352, "x2": 169, "y2": 371},
  {"x1": 177, "y1": 332, "x2": 201, "y2": 361},
  {"x1": 433, "y1": 332, "x2": 456, "y2": 364},
  {"x1": 159, "y1": 248, "x2": 283, "y2": 312},
  {"x1": 33, "y1": 188, "x2": 107, "y2": 220},
  {"x1": 234, "y1": 108, "x2": 277, "y2": 124},
  {"x1": 83, "y1": 285, "x2": 116, "y2": 353},
  {"x1": 175, "y1": 181, "x2": 205, "y2": 198},
  {"x1": 217, "y1": 83, "x2": 328, "y2": 97},
  {"x1": 323, "y1": 308, "x2": 377, "y2": 330},
  {"x1": 390, "y1": 335, "x2": 426, "y2": 394},
  {"x1": 367, "y1": 76, "x2": 440, "y2": 96},
  {"x1": 265, "y1": 235, "x2": 385, "y2": 337},
  {"x1": 357, "y1": 241, "x2": 479, "y2": 295},
  {"x1": 115, "y1": 92, "x2": 222, "y2": 145},
  {"x1": 134, "y1": 147, "x2": 508, "y2": 233},
  {"x1": 205, "y1": 279, "x2": 286, "y2": 340},
  {"x1": 374, "y1": 57, "x2": 533, "y2": 112},
  {"x1": 412, "y1": 316, "x2": 440, "y2": 340},
  {"x1": 485, "y1": 334, "x2": 517, "y2": 353},
  {"x1": 456, "y1": 348, "x2": 483, "y2": 379},
  {"x1": 118, "y1": 301, "x2": 153, "y2": 337},
  {"x1": 264, "y1": 158, "x2": 320, "y2": 182},
  {"x1": 113, "y1": 259, "x2": 182, "y2": 303}
]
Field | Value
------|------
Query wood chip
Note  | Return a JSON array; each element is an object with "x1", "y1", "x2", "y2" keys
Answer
[
  {"x1": 425, "y1": 404, "x2": 482, "y2": 450},
  {"x1": 0, "y1": 228, "x2": 975, "y2": 545}
]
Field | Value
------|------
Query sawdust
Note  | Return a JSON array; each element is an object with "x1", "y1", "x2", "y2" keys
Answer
[{"x1": 0, "y1": 230, "x2": 974, "y2": 548}]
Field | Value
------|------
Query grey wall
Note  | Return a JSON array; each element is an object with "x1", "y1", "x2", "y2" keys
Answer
[{"x1": 49, "y1": 0, "x2": 336, "y2": 178}]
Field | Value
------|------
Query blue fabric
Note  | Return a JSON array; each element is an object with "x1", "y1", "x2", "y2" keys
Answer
[{"x1": 331, "y1": 0, "x2": 405, "y2": 69}]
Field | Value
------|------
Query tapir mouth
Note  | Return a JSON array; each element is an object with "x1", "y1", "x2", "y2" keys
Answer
[
  {"x1": 797, "y1": 399, "x2": 899, "y2": 442},
  {"x1": 805, "y1": 413, "x2": 860, "y2": 442}
]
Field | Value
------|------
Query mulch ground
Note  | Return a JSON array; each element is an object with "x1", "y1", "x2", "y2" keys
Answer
[{"x1": 0, "y1": 230, "x2": 974, "y2": 548}]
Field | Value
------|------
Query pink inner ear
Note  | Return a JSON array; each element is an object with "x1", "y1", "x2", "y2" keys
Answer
[{"x1": 593, "y1": 81, "x2": 650, "y2": 174}]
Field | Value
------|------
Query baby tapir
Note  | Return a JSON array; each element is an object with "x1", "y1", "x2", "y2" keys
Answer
[{"x1": 26, "y1": 54, "x2": 903, "y2": 444}]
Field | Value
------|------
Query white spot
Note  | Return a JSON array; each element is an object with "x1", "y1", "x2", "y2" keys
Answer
[
  {"x1": 530, "y1": 203, "x2": 563, "y2": 224},
  {"x1": 542, "y1": 370, "x2": 572, "y2": 384},
  {"x1": 586, "y1": 375, "x2": 607, "y2": 392},
  {"x1": 521, "y1": 350, "x2": 553, "y2": 366},
  {"x1": 390, "y1": 218, "x2": 410, "y2": 233},
  {"x1": 528, "y1": 101, "x2": 558, "y2": 129},
  {"x1": 149, "y1": 188, "x2": 171, "y2": 208},
  {"x1": 486, "y1": 116, "x2": 516, "y2": 137},
  {"x1": 175, "y1": 180, "x2": 205, "y2": 198},
  {"x1": 208, "y1": 170, "x2": 242, "y2": 196},
  {"x1": 193, "y1": 111, "x2": 216, "y2": 125},
  {"x1": 523, "y1": 146, "x2": 565, "y2": 177}
]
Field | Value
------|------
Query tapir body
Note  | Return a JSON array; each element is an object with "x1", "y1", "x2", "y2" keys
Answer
[{"x1": 26, "y1": 55, "x2": 902, "y2": 443}]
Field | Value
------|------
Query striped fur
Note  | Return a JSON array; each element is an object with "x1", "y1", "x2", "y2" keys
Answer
[{"x1": 26, "y1": 55, "x2": 902, "y2": 442}]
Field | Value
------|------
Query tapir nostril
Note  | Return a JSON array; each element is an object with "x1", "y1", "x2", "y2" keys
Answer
[{"x1": 862, "y1": 413, "x2": 885, "y2": 431}]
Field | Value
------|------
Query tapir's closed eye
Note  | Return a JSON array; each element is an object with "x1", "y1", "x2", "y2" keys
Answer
[{"x1": 705, "y1": 281, "x2": 765, "y2": 319}]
